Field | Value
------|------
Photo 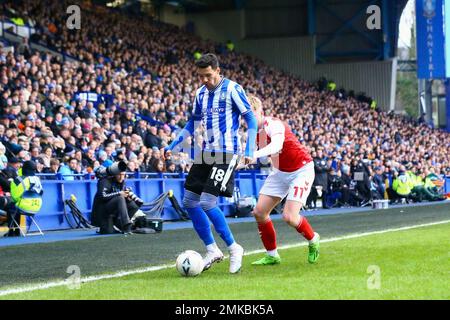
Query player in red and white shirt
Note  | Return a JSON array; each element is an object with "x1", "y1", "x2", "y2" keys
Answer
[{"x1": 246, "y1": 95, "x2": 320, "y2": 265}]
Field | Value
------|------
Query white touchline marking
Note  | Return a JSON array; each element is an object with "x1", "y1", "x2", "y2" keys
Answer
[{"x1": 1, "y1": 219, "x2": 449, "y2": 297}]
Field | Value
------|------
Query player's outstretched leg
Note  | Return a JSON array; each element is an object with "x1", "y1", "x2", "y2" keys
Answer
[
  {"x1": 183, "y1": 190, "x2": 224, "y2": 270},
  {"x1": 200, "y1": 192, "x2": 243, "y2": 273},
  {"x1": 283, "y1": 200, "x2": 320, "y2": 264},
  {"x1": 251, "y1": 194, "x2": 282, "y2": 266}
]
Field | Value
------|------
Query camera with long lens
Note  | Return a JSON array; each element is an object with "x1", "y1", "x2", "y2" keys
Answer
[
  {"x1": 95, "y1": 161, "x2": 127, "y2": 179},
  {"x1": 125, "y1": 187, "x2": 144, "y2": 206}
]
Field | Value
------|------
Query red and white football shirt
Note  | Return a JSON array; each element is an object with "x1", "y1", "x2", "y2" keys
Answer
[{"x1": 256, "y1": 116, "x2": 312, "y2": 172}]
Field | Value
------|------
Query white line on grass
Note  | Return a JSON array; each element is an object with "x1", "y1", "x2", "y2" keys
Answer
[{"x1": 1, "y1": 219, "x2": 449, "y2": 297}]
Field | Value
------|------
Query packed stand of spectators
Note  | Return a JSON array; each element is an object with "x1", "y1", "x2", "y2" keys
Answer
[{"x1": 0, "y1": 0, "x2": 448, "y2": 207}]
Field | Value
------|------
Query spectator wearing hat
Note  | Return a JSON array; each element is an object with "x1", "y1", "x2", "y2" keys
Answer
[
  {"x1": 63, "y1": 145, "x2": 75, "y2": 158},
  {"x1": 2, "y1": 137, "x2": 23, "y2": 159},
  {"x1": 2, "y1": 157, "x2": 21, "y2": 181}
]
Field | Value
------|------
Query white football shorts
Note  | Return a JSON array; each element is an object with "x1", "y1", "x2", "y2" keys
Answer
[{"x1": 259, "y1": 161, "x2": 315, "y2": 203}]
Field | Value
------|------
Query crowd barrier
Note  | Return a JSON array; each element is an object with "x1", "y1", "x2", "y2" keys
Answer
[
  {"x1": 27, "y1": 172, "x2": 450, "y2": 232},
  {"x1": 0, "y1": 20, "x2": 36, "y2": 38},
  {"x1": 29, "y1": 171, "x2": 268, "y2": 232}
]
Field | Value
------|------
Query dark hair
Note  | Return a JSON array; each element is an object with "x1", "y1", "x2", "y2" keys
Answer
[
  {"x1": 22, "y1": 160, "x2": 37, "y2": 176},
  {"x1": 195, "y1": 53, "x2": 219, "y2": 69}
]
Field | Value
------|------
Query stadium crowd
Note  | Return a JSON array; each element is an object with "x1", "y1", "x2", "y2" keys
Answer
[{"x1": 0, "y1": 0, "x2": 449, "y2": 208}]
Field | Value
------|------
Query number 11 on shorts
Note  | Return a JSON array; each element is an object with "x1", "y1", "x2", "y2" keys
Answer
[{"x1": 293, "y1": 186, "x2": 305, "y2": 199}]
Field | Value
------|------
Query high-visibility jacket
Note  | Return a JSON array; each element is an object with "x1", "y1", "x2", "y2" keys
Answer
[
  {"x1": 370, "y1": 100, "x2": 377, "y2": 109},
  {"x1": 10, "y1": 176, "x2": 43, "y2": 213},
  {"x1": 11, "y1": 17, "x2": 25, "y2": 26},
  {"x1": 392, "y1": 174, "x2": 412, "y2": 196},
  {"x1": 406, "y1": 171, "x2": 423, "y2": 188}
]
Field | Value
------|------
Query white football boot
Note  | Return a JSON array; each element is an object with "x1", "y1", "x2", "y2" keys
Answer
[{"x1": 203, "y1": 248, "x2": 224, "y2": 271}]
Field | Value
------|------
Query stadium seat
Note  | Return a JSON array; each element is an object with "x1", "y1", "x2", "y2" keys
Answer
[
  {"x1": 8, "y1": 208, "x2": 44, "y2": 236},
  {"x1": 9, "y1": 191, "x2": 44, "y2": 236}
]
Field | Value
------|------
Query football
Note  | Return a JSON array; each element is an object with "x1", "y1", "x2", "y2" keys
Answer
[{"x1": 176, "y1": 250, "x2": 204, "y2": 277}]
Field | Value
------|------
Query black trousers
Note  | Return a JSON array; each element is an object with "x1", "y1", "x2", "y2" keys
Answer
[
  {"x1": 306, "y1": 187, "x2": 329, "y2": 209},
  {"x1": 0, "y1": 197, "x2": 20, "y2": 237},
  {"x1": 306, "y1": 187, "x2": 318, "y2": 208},
  {"x1": 100, "y1": 196, "x2": 140, "y2": 233},
  {"x1": 356, "y1": 181, "x2": 371, "y2": 201},
  {"x1": 7, "y1": 210, "x2": 21, "y2": 236},
  {"x1": 340, "y1": 188, "x2": 364, "y2": 206}
]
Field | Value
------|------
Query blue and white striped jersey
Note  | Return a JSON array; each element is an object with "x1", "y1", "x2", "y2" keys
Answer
[{"x1": 192, "y1": 77, "x2": 252, "y2": 154}]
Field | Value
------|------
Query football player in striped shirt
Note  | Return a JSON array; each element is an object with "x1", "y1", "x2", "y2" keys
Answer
[{"x1": 164, "y1": 53, "x2": 257, "y2": 273}]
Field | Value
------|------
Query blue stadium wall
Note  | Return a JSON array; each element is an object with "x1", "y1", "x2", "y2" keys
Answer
[
  {"x1": 28, "y1": 172, "x2": 267, "y2": 232},
  {"x1": 25, "y1": 172, "x2": 450, "y2": 232}
]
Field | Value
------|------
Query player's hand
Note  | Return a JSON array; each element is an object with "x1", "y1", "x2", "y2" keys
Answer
[
  {"x1": 243, "y1": 156, "x2": 256, "y2": 165},
  {"x1": 236, "y1": 156, "x2": 254, "y2": 170},
  {"x1": 120, "y1": 190, "x2": 129, "y2": 198}
]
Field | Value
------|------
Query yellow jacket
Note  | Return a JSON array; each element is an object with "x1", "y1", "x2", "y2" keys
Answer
[{"x1": 10, "y1": 176, "x2": 43, "y2": 213}]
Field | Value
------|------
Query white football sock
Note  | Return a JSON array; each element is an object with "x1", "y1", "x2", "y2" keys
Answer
[
  {"x1": 309, "y1": 232, "x2": 319, "y2": 244},
  {"x1": 227, "y1": 242, "x2": 240, "y2": 251}
]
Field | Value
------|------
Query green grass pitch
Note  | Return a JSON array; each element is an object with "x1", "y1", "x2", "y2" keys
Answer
[{"x1": 2, "y1": 222, "x2": 449, "y2": 300}]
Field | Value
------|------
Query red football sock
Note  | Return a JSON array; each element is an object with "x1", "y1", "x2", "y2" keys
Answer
[
  {"x1": 296, "y1": 216, "x2": 315, "y2": 241},
  {"x1": 257, "y1": 219, "x2": 277, "y2": 251}
]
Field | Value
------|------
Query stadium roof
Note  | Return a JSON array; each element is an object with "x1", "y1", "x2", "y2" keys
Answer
[{"x1": 109, "y1": 0, "x2": 410, "y2": 61}]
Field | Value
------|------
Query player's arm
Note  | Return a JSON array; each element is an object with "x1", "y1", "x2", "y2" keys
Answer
[
  {"x1": 165, "y1": 95, "x2": 202, "y2": 153},
  {"x1": 231, "y1": 84, "x2": 257, "y2": 159},
  {"x1": 165, "y1": 118, "x2": 196, "y2": 153},
  {"x1": 253, "y1": 120, "x2": 285, "y2": 159}
]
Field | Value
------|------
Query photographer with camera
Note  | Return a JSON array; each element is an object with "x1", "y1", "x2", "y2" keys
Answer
[{"x1": 91, "y1": 161, "x2": 144, "y2": 235}]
